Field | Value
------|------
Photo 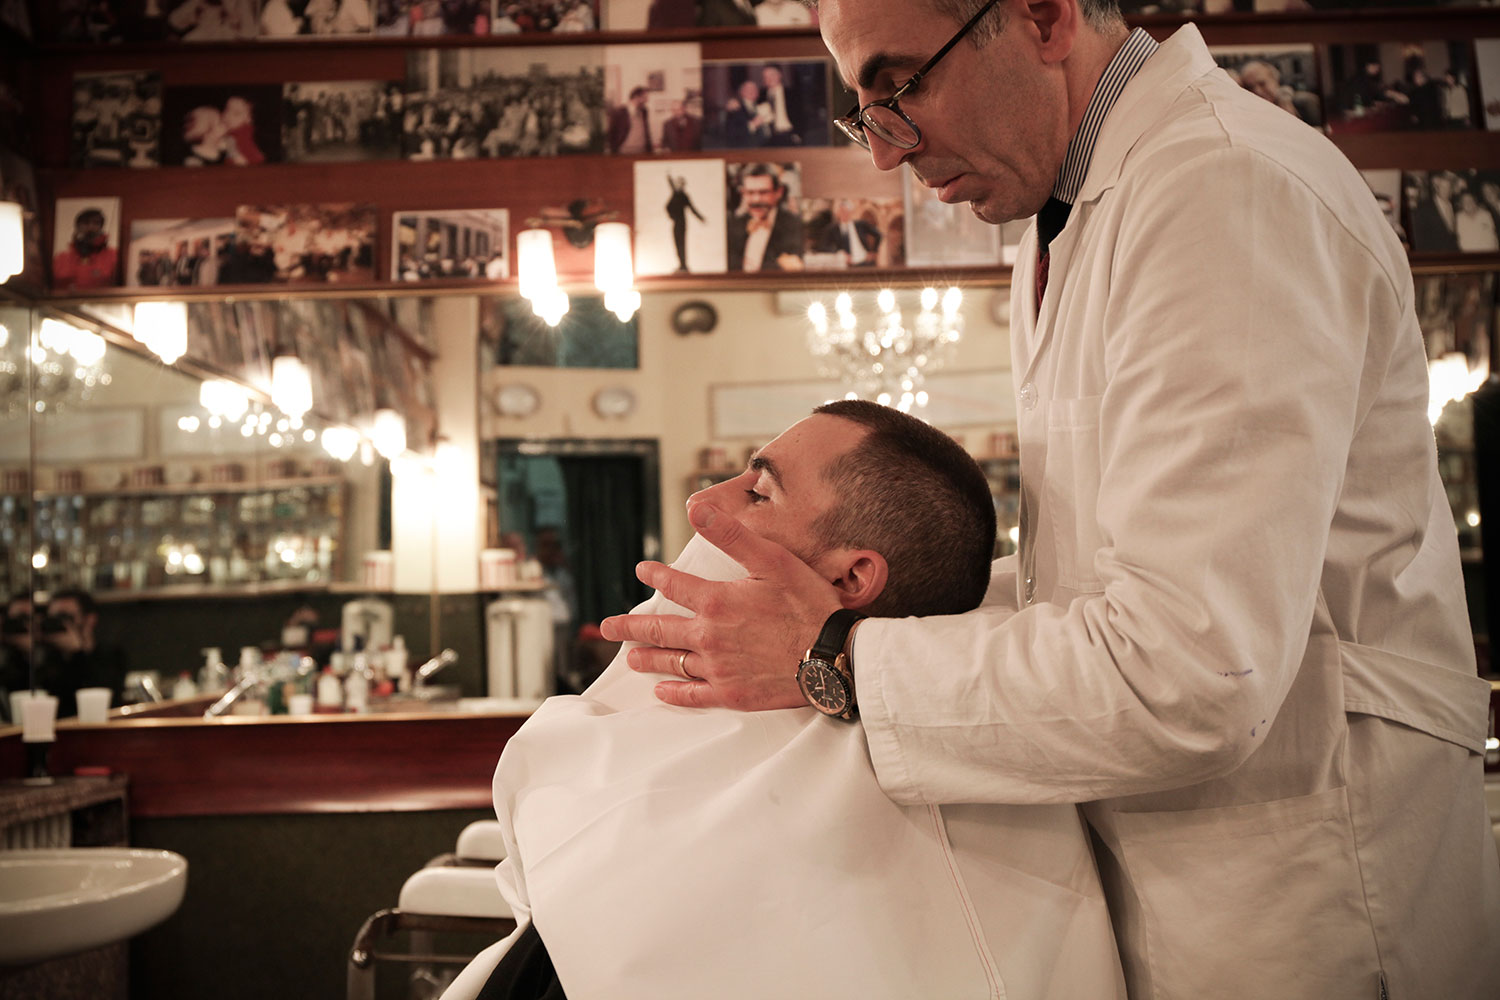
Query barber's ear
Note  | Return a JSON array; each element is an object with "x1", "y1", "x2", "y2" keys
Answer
[
  {"x1": 1025, "y1": 0, "x2": 1078, "y2": 63},
  {"x1": 829, "y1": 549, "x2": 888, "y2": 610}
]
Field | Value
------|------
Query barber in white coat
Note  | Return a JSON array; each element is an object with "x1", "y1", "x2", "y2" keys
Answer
[{"x1": 603, "y1": 2, "x2": 1500, "y2": 997}]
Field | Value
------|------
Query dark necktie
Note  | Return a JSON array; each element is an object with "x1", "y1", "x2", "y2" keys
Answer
[{"x1": 1035, "y1": 196, "x2": 1072, "y2": 315}]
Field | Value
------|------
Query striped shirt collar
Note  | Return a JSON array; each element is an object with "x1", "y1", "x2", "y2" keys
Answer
[{"x1": 1052, "y1": 27, "x2": 1158, "y2": 205}]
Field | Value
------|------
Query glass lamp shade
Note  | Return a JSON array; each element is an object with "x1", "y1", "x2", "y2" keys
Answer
[
  {"x1": 371, "y1": 408, "x2": 407, "y2": 459},
  {"x1": 270, "y1": 354, "x2": 313, "y2": 419},
  {"x1": 593, "y1": 221, "x2": 634, "y2": 294},
  {"x1": 0, "y1": 201, "x2": 22, "y2": 282},
  {"x1": 516, "y1": 228, "x2": 558, "y2": 302},
  {"x1": 133, "y1": 301, "x2": 188, "y2": 364}
]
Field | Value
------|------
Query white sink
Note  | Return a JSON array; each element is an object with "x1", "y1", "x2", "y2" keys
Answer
[{"x1": 0, "y1": 848, "x2": 188, "y2": 965}]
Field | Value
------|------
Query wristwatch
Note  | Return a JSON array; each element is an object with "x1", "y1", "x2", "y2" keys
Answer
[{"x1": 796, "y1": 608, "x2": 865, "y2": 720}]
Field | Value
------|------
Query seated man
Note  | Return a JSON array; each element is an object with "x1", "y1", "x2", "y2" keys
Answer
[{"x1": 444, "y1": 401, "x2": 1124, "y2": 1000}]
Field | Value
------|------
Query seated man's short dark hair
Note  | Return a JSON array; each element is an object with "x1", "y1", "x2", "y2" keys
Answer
[
  {"x1": 812, "y1": 399, "x2": 996, "y2": 618},
  {"x1": 48, "y1": 587, "x2": 97, "y2": 617}
]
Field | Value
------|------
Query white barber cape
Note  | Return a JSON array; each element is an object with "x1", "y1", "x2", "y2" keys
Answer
[{"x1": 442, "y1": 535, "x2": 1124, "y2": 1000}]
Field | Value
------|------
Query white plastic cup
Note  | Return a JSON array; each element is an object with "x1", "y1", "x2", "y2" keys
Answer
[
  {"x1": 21, "y1": 695, "x2": 58, "y2": 743},
  {"x1": 76, "y1": 687, "x2": 112, "y2": 724},
  {"x1": 287, "y1": 693, "x2": 314, "y2": 717},
  {"x1": 8, "y1": 689, "x2": 45, "y2": 728}
]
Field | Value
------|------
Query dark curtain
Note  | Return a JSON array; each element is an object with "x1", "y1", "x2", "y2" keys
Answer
[{"x1": 558, "y1": 455, "x2": 650, "y2": 626}]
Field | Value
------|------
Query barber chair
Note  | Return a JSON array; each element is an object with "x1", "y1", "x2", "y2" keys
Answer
[{"x1": 347, "y1": 820, "x2": 516, "y2": 1000}]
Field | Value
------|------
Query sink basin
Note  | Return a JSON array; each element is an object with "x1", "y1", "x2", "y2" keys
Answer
[{"x1": 0, "y1": 848, "x2": 188, "y2": 965}]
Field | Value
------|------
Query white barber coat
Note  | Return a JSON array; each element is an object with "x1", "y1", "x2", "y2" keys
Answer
[
  {"x1": 855, "y1": 25, "x2": 1500, "y2": 1000},
  {"x1": 442, "y1": 535, "x2": 1125, "y2": 1000}
]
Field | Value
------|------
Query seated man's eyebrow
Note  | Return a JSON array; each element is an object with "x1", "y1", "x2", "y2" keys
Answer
[{"x1": 749, "y1": 454, "x2": 785, "y2": 492}]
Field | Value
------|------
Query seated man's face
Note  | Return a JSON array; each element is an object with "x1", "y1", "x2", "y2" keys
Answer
[{"x1": 690, "y1": 414, "x2": 867, "y2": 575}]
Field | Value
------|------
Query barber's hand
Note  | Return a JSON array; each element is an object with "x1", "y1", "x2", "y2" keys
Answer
[{"x1": 599, "y1": 501, "x2": 843, "y2": 711}]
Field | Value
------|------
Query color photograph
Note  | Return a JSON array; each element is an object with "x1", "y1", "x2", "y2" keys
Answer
[
  {"x1": 127, "y1": 217, "x2": 237, "y2": 288},
  {"x1": 696, "y1": 0, "x2": 814, "y2": 27},
  {"x1": 797, "y1": 153, "x2": 904, "y2": 270},
  {"x1": 160, "y1": 84, "x2": 283, "y2": 166},
  {"x1": 282, "y1": 81, "x2": 404, "y2": 162},
  {"x1": 257, "y1": 0, "x2": 373, "y2": 37},
  {"x1": 902, "y1": 171, "x2": 1001, "y2": 268},
  {"x1": 702, "y1": 60, "x2": 831, "y2": 149},
  {"x1": 490, "y1": 0, "x2": 599, "y2": 32},
  {"x1": 403, "y1": 46, "x2": 605, "y2": 158},
  {"x1": 634, "y1": 158, "x2": 727, "y2": 276},
  {"x1": 392, "y1": 208, "x2": 509, "y2": 281},
  {"x1": 70, "y1": 70, "x2": 162, "y2": 169},
  {"x1": 603, "y1": 42, "x2": 703, "y2": 154},
  {"x1": 725, "y1": 161, "x2": 803, "y2": 273},
  {"x1": 1210, "y1": 45, "x2": 1323, "y2": 127},
  {"x1": 52, "y1": 196, "x2": 121, "y2": 291},
  {"x1": 229, "y1": 203, "x2": 377, "y2": 284},
  {"x1": 1325, "y1": 41, "x2": 1477, "y2": 133},
  {"x1": 374, "y1": 0, "x2": 490, "y2": 34}
]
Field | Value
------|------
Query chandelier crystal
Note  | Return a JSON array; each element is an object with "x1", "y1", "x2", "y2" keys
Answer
[{"x1": 806, "y1": 286, "x2": 964, "y2": 411}]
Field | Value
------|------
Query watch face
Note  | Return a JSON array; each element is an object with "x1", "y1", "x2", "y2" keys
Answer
[{"x1": 797, "y1": 658, "x2": 850, "y2": 716}]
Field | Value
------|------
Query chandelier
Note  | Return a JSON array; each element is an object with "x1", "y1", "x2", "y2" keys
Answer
[
  {"x1": 0, "y1": 317, "x2": 111, "y2": 421},
  {"x1": 806, "y1": 287, "x2": 963, "y2": 411}
]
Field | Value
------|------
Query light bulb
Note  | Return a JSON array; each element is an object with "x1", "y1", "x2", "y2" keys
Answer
[
  {"x1": 321, "y1": 425, "x2": 360, "y2": 462},
  {"x1": 516, "y1": 228, "x2": 558, "y2": 301},
  {"x1": 133, "y1": 301, "x2": 188, "y2": 364},
  {"x1": 271, "y1": 354, "x2": 313, "y2": 420},
  {"x1": 0, "y1": 201, "x2": 22, "y2": 282},
  {"x1": 593, "y1": 222, "x2": 635, "y2": 294},
  {"x1": 372, "y1": 408, "x2": 407, "y2": 459}
]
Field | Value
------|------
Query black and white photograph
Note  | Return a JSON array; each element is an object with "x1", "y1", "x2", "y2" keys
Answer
[
  {"x1": 52, "y1": 196, "x2": 121, "y2": 291},
  {"x1": 902, "y1": 171, "x2": 1001, "y2": 268},
  {"x1": 1403, "y1": 169, "x2": 1500, "y2": 254},
  {"x1": 1211, "y1": 45, "x2": 1323, "y2": 127},
  {"x1": 1476, "y1": 38, "x2": 1500, "y2": 131},
  {"x1": 702, "y1": 60, "x2": 831, "y2": 150},
  {"x1": 696, "y1": 0, "x2": 815, "y2": 27},
  {"x1": 392, "y1": 208, "x2": 509, "y2": 280},
  {"x1": 36, "y1": 0, "x2": 131, "y2": 44},
  {"x1": 160, "y1": 84, "x2": 283, "y2": 166},
  {"x1": 128, "y1": 217, "x2": 236, "y2": 288},
  {"x1": 374, "y1": 0, "x2": 490, "y2": 34},
  {"x1": 70, "y1": 70, "x2": 162, "y2": 169},
  {"x1": 1361, "y1": 169, "x2": 1407, "y2": 249},
  {"x1": 602, "y1": 0, "x2": 693, "y2": 29},
  {"x1": 257, "y1": 0, "x2": 373, "y2": 37},
  {"x1": 1325, "y1": 41, "x2": 1477, "y2": 134},
  {"x1": 229, "y1": 203, "x2": 377, "y2": 284},
  {"x1": 482, "y1": 294, "x2": 638, "y2": 368},
  {"x1": 164, "y1": 0, "x2": 259, "y2": 41},
  {"x1": 603, "y1": 42, "x2": 703, "y2": 154},
  {"x1": 489, "y1": 0, "x2": 599, "y2": 32},
  {"x1": 633, "y1": 158, "x2": 726, "y2": 276},
  {"x1": 282, "y1": 81, "x2": 403, "y2": 161},
  {"x1": 797, "y1": 153, "x2": 904, "y2": 269},
  {"x1": 726, "y1": 161, "x2": 804, "y2": 273},
  {"x1": 403, "y1": 46, "x2": 605, "y2": 159}
]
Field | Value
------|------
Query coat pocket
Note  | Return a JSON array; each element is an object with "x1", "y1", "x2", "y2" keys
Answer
[
  {"x1": 1112, "y1": 787, "x2": 1380, "y2": 1000},
  {"x1": 1045, "y1": 395, "x2": 1106, "y2": 593}
]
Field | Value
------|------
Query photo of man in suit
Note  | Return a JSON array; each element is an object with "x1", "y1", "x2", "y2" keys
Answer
[
  {"x1": 607, "y1": 85, "x2": 653, "y2": 154},
  {"x1": 726, "y1": 162, "x2": 803, "y2": 272},
  {"x1": 816, "y1": 198, "x2": 881, "y2": 266}
]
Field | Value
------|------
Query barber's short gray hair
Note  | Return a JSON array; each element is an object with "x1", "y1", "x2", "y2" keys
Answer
[{"x1": 805, "y1": 0, "x2": 1123, "y2": 38}]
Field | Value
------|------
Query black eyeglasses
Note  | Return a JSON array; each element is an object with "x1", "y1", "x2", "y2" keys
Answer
[{"x1": 836, "y1": 0, "x2": 1003, "y2": 151}]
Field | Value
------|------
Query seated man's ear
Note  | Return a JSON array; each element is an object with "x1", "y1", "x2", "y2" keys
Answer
[{"x1": 829, "y1": 549, "x2": 888, "y2": 610}]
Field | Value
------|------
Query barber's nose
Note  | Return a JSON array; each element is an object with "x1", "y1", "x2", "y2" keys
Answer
[{"x1": 868, "y1": 133, "x2": 916, "y2": 172}]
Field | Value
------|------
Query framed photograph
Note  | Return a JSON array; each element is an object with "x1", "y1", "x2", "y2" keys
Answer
[
  {"x1": 634, "y1": 158, "x2": 727, "y2": 276},
  {"x1": 696, "y1": 0, "x2": 814, "y2": 27},
  {"x1": 403, "y1": 46, "x2": 605, "y2": 158},
  {"x1": 490, "y1": 0, "x2": 599, "y2": 32},
  {"x1": 481, "y1": 294, "x2": 638, "y2": 368},
  {"x1": 1403, "y1": 170, "x2": 1500, "y2": 254},
  {"x1": 70, "y1": 71, "x2": 162, "y2": 169},
  {"x1": 163, "y1": 0, "x2": 259, "y2": 41},
  {"x1": 231, "y1": 203, "x2": 378, "y2": 284},
  {"x1": 52, "y1": 196, "x2": 121, "y2": 291},
  {"x1": 902, "y1": 172, "x2": 1001, "y2": 268},
  {"x1": 702, "y1": 60, "x2": 831, "y2": 149},
  {"x1": 1475, "y1": 39, "x2": 1500, "y2": 131},
  {"x1": 35, "y1": 0, "x2": 130, "y2": 43},
  {"x1": 258, "y1": 0, "x2": 373, "y2": 38},
  {"x1": 391, "y1": 208, "x2": 509, "y2": 280},
  {"x1": 283, "y1": 81, "x2": 403, "y2": 162},
  {"x1": 1210, "y1": 45, "x2": 1323, "y2": 127},
  {"x1": 127, "y1": 217, "x2": 236, "y2": 288},
  {"x1": 1361, "y1": 169, "x2": 1407, "y2": 249},
  {"x1": 1324, "y1": 41, "x2": 1477, "y2": 134},
  {"x1": 603, "y1": 42, "x2": 702, "y2": 154},
  {"x1": 797, "y1": 153, "x2": 904, "y2": 269},
  {"x1": 725, "y1": 161, "x2": 803, "y2": 273},
  {"x1": 375, "y1": 0, "x2": 489, "y2": 34},
  {"x1": 603, "y1": 0, "x2": 693, "y2": 29},
  {"x1": 160, "y1": 84, "x2": 284, "y2": 166}
]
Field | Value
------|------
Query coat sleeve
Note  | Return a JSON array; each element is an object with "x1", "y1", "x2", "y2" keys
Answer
[{"x1": 857, "y1": 147, "x2": 1416, "y2": 805}]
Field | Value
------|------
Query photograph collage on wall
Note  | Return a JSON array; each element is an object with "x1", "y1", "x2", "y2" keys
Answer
[
  {"x1": 232, "y1": 203, "x2": 378, "y2": 284},
  {"x1": 1324, "y1": 41, "x2": 1478, "y2": 133},
  {"x1": 70, "y1": 71, "x2": 163, "y2": 169},
  {"x1": 127, "y1": 217, "x2": 237, "y2": 288},
  {"x1": 403, "y1": 46, "x2": 606, "y2": 158},
  {"x1": 602, "y1": 43, "x2": 702, "y2": 154},
  {"x1": 1403, "y1": 170, "x2": 1500, "y2": 254},
  {"x1": 392, "y1": 208, "x2": 510, "y2": 281},
  {"x1": 701, "y1": 59, "x2": 832, "y2": 150},
  {"x1": 282, "y1": 81, "x2": 404, "y2": 162},
  {"x1": 633, "y1": 158, "x2": 726, "y2": 276},
  {"x1": 159, "y1": 84, "x2": 284, "y2": 166},
  {"x1": 1209, "y1": 45, "x2": 1322, "y2": 127},
  {"x1": 52, "y1": 196, "x2": 122, "y2": 291}
]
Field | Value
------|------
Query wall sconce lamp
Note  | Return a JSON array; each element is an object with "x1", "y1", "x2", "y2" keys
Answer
[
  {"x1": 518, "y1": 201, "x2": 639, "y2": 325},
  {"x1": 0, "y1": 201, "x2": 22, "y2": 283}
]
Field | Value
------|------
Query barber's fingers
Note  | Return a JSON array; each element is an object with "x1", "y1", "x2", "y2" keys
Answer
[
  {"x1": 626, "y1": 646, "x2": 701, "y2": 681},
  {"x1": 653, "y1": 679, "x2": 720, "y2": 709},
  {"x1": 600, "y1": 609, "x2": 697, "y2": 650},
  {"x1": 683, "y1": 501, "x2": 812, "y2": 583}
]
